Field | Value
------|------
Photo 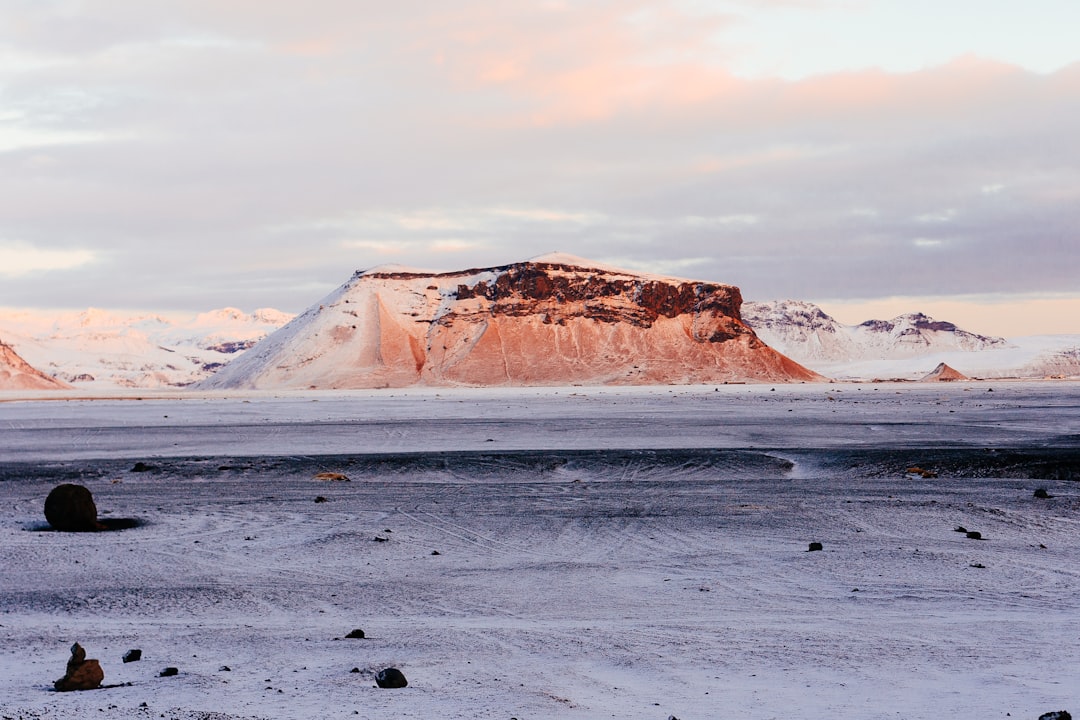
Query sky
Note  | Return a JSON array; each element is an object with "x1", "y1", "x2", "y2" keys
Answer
[{"x1": 1, "y1": 0, "x2": 1079, "y2": 337}]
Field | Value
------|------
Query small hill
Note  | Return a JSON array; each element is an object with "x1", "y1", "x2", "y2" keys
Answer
[
  {"x1": 919, "y1": 362, "x2": 971, "y2": 382},
  {"x1": 0, "y1": 340, "x2": 70, "y2": 390}
]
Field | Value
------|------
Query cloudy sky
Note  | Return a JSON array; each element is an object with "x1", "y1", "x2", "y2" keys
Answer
[{"x1": 2, "y1": 0, "x2": 1079, "y2": 335}]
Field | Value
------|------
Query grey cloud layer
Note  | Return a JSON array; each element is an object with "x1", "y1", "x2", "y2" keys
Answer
[{"x1": 1, "y1": 1, "x2": 1077, "y2": 311}]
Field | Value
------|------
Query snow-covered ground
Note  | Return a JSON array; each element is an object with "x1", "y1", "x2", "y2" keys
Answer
[{"x1": 1, "y1": 383, "x2": 1078, "y2": 719}]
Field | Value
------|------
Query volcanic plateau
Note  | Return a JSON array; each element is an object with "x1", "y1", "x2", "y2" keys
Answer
[{"x1": 199, "y1": 253, "x2": 819, "y2": 389}]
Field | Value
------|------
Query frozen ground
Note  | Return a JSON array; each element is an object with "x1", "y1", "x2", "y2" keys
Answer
[{"x1": 1, "y1": 383, "x2": 1078, "y2": 719}]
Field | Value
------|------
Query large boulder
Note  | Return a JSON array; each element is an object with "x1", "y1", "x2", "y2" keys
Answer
[
  {"x1": 44, "y1": 484, "x2": 104, "y2": 532},
  {"x1": 375, "y1": 667, "x2": 408, "y2": 688},
  {"x1": 54, "y1": 642, "x2": 104, "y2": 691}
]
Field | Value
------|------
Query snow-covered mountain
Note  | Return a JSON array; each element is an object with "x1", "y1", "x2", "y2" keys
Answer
[
  {"x1": 0, "y1": 340, "x2": 71, "y2": 390},
  {"x1": 199, "y1": 253, "x2": 820, "y2": 390},
  {"x1": 0, "y1": 307, "x2": 293, "y2": 389},
  {"x1": 742, "y1": 300, "x2": 1080, "y2": 380}
]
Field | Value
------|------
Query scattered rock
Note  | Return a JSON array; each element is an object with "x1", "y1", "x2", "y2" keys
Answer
[
  {"x1": 375, "y1": 667, "x2": 408, "y2": 688},
  {"x1": 431, "y1": 550, "x2": 441, "y2": 556},
  {"x1": 54, "y1": 642, "x2": 104, "y2": 692},
  {"x1": 344, "y1": 629, "x2": 365, "y2": 639},
  {"x1": 159, "y1": 667, "x2": 179, "y2": 677},
  {"x1": 350, "y1": 667, "x2": 361, "y2": 673},
  {"x1": 373, "y1": 536, "x2": 389, "y2": 542},
  {"x1": 314, "y1": 472, "x2": 349, "y2": 481},
  {"x1": 970, "y1": 563, "x2": 986, "y2": 569},
  {"x1": 122, "y1": 649, "x2": 142, "y2": 663},
  {"x1": 131, "y1": 462, "x2": 157, "y2": 473},
  {"x1": 965, "y1": 531, "x2": 982, "y2": 540},
  {"x1": 314, "y1": 496, "x2": 328, "y2": 503},
  {"x1": 808, "y1": 542, "x2": 823, "y2": 552},
  {"x1": 219, "y1": 665, "x2": 231, "y2": 672},
  {"x1": 1039, "y1": 712, "x2": 1072, "y2": 720},
  {"x1": 905, "y1": 466, "x2": 937, "y2": 478},
  {"x1": 1034, "y1": 488, "x2": 1053, "y2": 499},
  {"x1": 954, "y1": 526, "x2": 968, "y2": 533},
  {"x1": 44, "y1": 484, "x2": 104, "y2": 532}
]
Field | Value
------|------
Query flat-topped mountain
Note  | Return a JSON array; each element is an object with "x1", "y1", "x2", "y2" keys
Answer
[{"x1": 199, "y1": 253, "x2": 820, "y2": 389}]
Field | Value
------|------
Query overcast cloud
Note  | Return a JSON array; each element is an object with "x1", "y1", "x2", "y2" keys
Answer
[{"x1": 1, "y1": 0, "x2": 1078, "y2": 331}]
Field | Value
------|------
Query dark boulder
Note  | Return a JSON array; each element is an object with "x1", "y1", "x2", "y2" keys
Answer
[
  {"x1": 122, "y1": 649, "x2": 142, "y2": 663},
  {"x1": 808, "y1": 542, "x2": 823, "y2": 552},
  {"x1": 1039, "y1": 712, "x2": 1072, "y2": 720},
  {"x1": 159, "y1": 666, "x2": 179, "y2": 677},
  {"x1": 54, "y1": 642, "x2": 104, "y2": 691},
  {"x1": 966, "y1": 531, "x2": 982, "y2": 540},
  {"x1": 44, "y1": 484, "x2": 104, "y2": 532},
  {"x1": 375, "y1": 667, "x2": 408, "y2": 688},
  {"x1": 1034, "y1": 488, "x2": 1053, "y2": 499},
  {"x1": 344, "y1": 629, "x2": 365, "y2": 639}
]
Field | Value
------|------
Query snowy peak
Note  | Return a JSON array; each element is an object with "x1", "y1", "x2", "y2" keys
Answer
[
  {"x1": 201, "y1": 257, "x2": 820, "y2": 390},
  {"x1": 743, "y1": 301, "x2": 1008, "y2": 365},
  {"x1": 853, "y1": 312, "x2": 1007, "y2": 352}
]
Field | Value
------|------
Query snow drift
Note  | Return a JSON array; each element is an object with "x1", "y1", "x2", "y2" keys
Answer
[{"x1": 199, "y1": 254, "x2": 820, "y2": 389}]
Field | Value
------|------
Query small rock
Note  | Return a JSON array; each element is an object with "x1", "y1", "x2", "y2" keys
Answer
[
  {"x1": 808, "y1": 542, "x2": 823, "y2": 552},
  {"x1": 965, "y1": 531, "x2": 982, "y2": 540},
  {"x1": 375, "y1": 667, "x2": 408, "y2": 688},
  {"x1": 344, "y1": 629, "x2": 365, "y2": 639},
  {"x1": 954, "y1": 526, "x2": 968, "y2": 533},
  {"x1": 219, "y1": 665, "x2": 231, "y2": 672},
  {"x1": 131, "y1": 462, "x2": 157, "y2": 472},
  {"x1": 1039, "y1": 712, "x2": 1072, "y2": 720},
  {"x1": 44, "y1": 484, "x2": 104, "y2": 532},
  {"x1": 159, "y1": 667, "x2": 179, "y2": 677},
  {"x1": 373, "y1": 536, "x2": 388, "y2": 542},
  {"x1": 54, "y1": 642, "x2": 104, "y2": 692},
  {"x1": 1034, "y1": 488, "x2": 1053, "y2": 499},
  {"x1": 314, "y1": 496, "x2": 328, "y2": 503},
  {"x1": 350, "y1": 667, "x2": 361, "y2": 673},
  {"x1": 431, "y1": 550, "x2": 441, "y2": 555},
  {"x1": 122, "y1": 649, "x2": 142, "y2": 663},
  {"x1": 314, "y1": 472, "x2": 349, "y2": 481}
]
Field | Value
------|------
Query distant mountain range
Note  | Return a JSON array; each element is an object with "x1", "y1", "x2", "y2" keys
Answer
[
  {"x1": 0, "y1": 307, "x2": 291, "y2": 389},
  {"x1": 2, "y1": 257, "x2": 1078, "y2": 390},
  {"x1": 743, "y1": 300, "x2": 1080, "y2": 380}
]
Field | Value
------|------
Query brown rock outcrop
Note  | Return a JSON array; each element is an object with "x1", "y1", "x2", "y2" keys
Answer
[{"x1": 54, "y1": 643, "x2": 104, "y2": 691}]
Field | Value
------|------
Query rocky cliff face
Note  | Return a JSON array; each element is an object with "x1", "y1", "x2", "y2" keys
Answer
[
  {"x1": 200, "y1": 254, "x2": 820, "y2": 389},
  {"x1": 0, "y1": 341, "x2": 70, "y2": 390}
]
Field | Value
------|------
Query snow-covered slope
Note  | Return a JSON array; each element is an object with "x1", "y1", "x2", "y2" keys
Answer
[
  {"x1": 0, "y1": 340, "x2": 70, "y2": 390},
  {"x1": 200, "y1": 254, "x2": 820, "y2": 390},
  {"x1": 0, "y1": 307, "x2": 293, "y2": 389},
  {"x1": 743, "y1": 300, "x2": 1080, "y2": 380}
]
